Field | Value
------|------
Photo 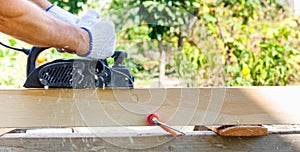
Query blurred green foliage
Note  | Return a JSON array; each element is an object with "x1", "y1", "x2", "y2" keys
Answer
[
  {"x1": 49, "y1": 0, "x2": 87, "y2": 14},
  {"x1": 0, "y1": 38, "x2": 27, "y2": 88},
  {"x1": 216, "y1": 0, "x2": 300, "y2": 86},
  {"x1": 173, "y1": 42, "x2": 208, "y2": 87},
  {"x1": 110, "y1": 0, "x2": 300, "y2": 87}
]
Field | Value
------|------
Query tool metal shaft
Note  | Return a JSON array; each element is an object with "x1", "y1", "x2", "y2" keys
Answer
[{"x1": 152, "y1": 118, "x2": 186, "y2": 135}]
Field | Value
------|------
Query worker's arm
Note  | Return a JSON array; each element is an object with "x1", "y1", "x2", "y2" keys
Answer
[{"x1": 0, "y1": 0, "x2": 89, "y2": 55}]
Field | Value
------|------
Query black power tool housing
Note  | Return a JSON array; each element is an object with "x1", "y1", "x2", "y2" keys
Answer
[{"x1": 23, "y1": 47, "x2": 134, "y2": 88}]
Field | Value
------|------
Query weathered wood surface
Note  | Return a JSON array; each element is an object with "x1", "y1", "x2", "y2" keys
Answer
[
  {"x1": 0, "y1": 130, "x2": 300, "y2": 151},
  {"x1": 1, "y1": 87, "x2": 300, "y2": 127}
]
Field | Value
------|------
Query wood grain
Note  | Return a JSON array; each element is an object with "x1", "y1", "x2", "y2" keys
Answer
[
  {"x1": 0, "y1": 131, "x2": 300, "y2": 151},
  {"x1": 0, "y1": 87, "x2": 300, "y2": 127}
]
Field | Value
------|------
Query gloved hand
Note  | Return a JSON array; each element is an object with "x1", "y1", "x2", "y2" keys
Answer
[
  {"x1": 77, "y1": 10, "x2": 116, "y2": 59},
  {"x1": 46, "y1": 5, "x2": 115, "y2": 59},
  {"x1": 46, "y1": 4, "x2": 80, "y2": 26}
]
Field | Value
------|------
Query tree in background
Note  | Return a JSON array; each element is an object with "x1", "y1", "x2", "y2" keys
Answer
[
  {"x1": 110, "y1": 0, "x2": 300, "y2": 87},
  {"x1": 109, "y1": 0, "x2": 200, "y2": 86}
]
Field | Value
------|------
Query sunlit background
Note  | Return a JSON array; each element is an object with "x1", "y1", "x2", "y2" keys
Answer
[{"x1": 1, "y1": 0, "x2": 300, "y2": 88}]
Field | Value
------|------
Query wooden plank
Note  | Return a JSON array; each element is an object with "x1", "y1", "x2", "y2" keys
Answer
[
  {"x1": 0, "y1": 131, "x2": 300, "y2": 151},
  {"x1": 0, "y1": 87, "x2": 300, "y2": 127},
  {"x1": 71, "y1": 126, "x2": 194, "y2": 137},
  {"x1": 0, "y1": 128, "x2": 15, "y2": 136},
  {"x1": 206, "y1": 125, "x2": 268, "y2": 136}
]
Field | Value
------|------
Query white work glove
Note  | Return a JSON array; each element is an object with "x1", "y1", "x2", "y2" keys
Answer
[
  {"x1": 77, "y1": 10, "x2": 116, "y2": 59},
  {"x1": 46, "y1": 4, "x2": 80, "y2": 25}
]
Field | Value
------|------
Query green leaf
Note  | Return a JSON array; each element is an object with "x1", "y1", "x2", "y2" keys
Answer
[
  {"x1": 143, "y1": 1, "x2": 156, "y2": 7},
  {"x1": 192, "y1": 2, "x2": 201, "y2": 8},
  {"x1": 157, "y1": 4, "x2": 165, "y2": 12},
  {"x1": 8, "y1": 39, "x2": 16, "y2": 46},
  {"x1": 203, "y1": 14, "x2": 217, "y2": 23}
]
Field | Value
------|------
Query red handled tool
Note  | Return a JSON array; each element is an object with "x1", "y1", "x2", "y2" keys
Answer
[{"x1": 146, "y1": 114, "x2": 186, "y2": 136}]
